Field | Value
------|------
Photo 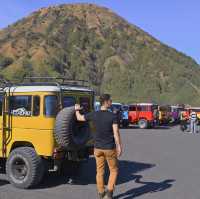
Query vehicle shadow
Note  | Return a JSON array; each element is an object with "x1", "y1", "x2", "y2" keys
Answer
[
  {"x1": 124, "y1": 125, "x2": 171, "y2": 130},
  {"x1": 124, "y1": 125, "x2": 140, "y2": 129},
  {"x1": 153, "y1": 126, "x2": 171, "y2": 130},
  {"x1": 114, "y1": 175, "x2": 175, "y2": 199},
  {"x1": 0, "y1": 179, "x2": 8, "y2": 186},
  {"x1": 0, "y1": 165, "x2": 8, "y2": 186},
  {"x1": 38, "y1": 158, "x2": 155, "y2": 189}
]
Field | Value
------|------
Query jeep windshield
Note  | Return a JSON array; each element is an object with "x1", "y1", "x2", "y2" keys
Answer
[
  {"x1": 111, "y1": 104, "x2": 122, "y2": 112},
  {"x1": 122, "y1": 105, "x2": 129, "y2": 111},
  {"x1": 159, "y1": 106, "x2": 170, "y2": 111},
  {"x1": 151, "y1": 105, "x2": 158, "y2": 111}
]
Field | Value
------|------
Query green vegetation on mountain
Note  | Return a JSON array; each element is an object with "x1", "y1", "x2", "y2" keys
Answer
[{"x1": 0, "y1": 3, "x2": 199, "y2": 105}]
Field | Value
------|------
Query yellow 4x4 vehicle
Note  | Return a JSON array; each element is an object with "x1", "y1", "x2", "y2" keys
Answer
[{"x1": 0, "y1": 77, "x2": 94, "y2": 189}]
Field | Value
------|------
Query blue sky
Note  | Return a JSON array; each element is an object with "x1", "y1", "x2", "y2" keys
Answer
[{"x1": 0, "y1": 0, "x2": 199, "y2": 64}]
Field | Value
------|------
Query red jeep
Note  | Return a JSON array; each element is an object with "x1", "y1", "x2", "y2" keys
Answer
[{"x1": 128, "y1": 103, "x2": 159, "y2": 129}]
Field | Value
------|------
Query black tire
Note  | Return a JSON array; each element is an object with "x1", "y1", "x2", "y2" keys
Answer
[
  {"x1": 54, "y1": 107, "x2": 90, "y2": 150},
  {"x1": 138, "y1": 119, "x2": 148, "y2": 129},
  {"x1": 6, "y1": 147, "x2": 44, "y2": 189},
  {"x1": 122, "y1": 120, "x2": 129, "y2": 128},
  {"x1": 148, "y1": 122, "x2": 153, "y2": 129},
  {"x1": 171, "y1": 118, "x2": 175, "y2": 123}
]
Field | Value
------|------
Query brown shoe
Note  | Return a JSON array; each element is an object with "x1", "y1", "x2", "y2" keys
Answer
[
  {"x1": 103, "y1": 190, "x2": 113, "y2": 199},
  {"x1": 98, "y1": 192, "x2": 106, "y2": 199}
]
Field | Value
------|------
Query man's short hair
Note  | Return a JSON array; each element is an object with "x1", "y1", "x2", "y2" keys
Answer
[{"x1": 99, "y1": 94, "x2": 111, "y2": 106}]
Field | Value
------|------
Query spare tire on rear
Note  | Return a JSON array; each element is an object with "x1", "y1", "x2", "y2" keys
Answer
[{"x1": 54, "y1": 107, "x2": 90, "y2": 150}]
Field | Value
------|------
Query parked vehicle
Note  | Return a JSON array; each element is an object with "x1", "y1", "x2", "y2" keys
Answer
[
  {"x1": 128, "y1": 103, "x2": 159, "y2": 129},
  {"x1": 0, "y1": 77, "x2": 94, "y2": 189},
  {"x1": 110, "y1": 102, "x2": 122, "y2": 126},
  {"x1": 158, "y1": 105, "x2": 171, "y2": 125},
  {"x1": 170, "y1": 106, "x2": 180, "y2": 123},
  {"x1": 121, "y1": 105, "x2": 129, "y2": 128}
]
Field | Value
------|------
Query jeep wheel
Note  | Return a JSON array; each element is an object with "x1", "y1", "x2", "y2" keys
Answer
[
  {"x1": 54, "y1": 107, "x2": 90, "y2": 150},
  {"x1": 6, "y1": 147, "x2": 44, "y2": 189},
  {"x1": 138, "y1": 119, "x2": 148, "y2": 129},
  {"x1": 122, "y1": 120, "x2": 129, "y2": 128}
]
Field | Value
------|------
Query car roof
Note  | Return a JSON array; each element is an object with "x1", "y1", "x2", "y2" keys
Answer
[
  {"x1": 190, "y1": 107, "x2": 200, "y2": 109},
  {"x1": 130, "y1": 103, "x2": 158, "y2": 106},
  {"x1": 112, "y1": 102, "x2": 122, "y2": 105},
  {"x1": 1, "y1": 85, "x2": 93, "y2": 93}
]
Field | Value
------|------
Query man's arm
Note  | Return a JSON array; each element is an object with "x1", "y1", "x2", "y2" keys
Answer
[
  {"x1": 75, "y1": 104, "x2": 86, "y2": 122},
  {"x1": 113, "y1": 123, "x2": 122, "y2": 157}
]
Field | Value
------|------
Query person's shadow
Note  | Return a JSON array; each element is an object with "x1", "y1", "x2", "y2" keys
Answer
[
  {"x1": 37, "y1": 158, "x2": 156, "y2": 188},
  {"x1": 79, "y1": 158, "x2": 156, "y2": 185},
  {"x1": 115, "y1": 175, "x2": 175, "y2": 199}
]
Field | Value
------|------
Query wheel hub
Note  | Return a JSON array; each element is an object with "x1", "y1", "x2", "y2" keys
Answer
[{"x1": 12, "y1": 158, "x2": 28, "y2": 180}]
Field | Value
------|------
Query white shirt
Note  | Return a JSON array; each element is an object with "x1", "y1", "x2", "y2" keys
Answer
[{"x1": 190, "y1": 112, "x2": 197, "y2": 121}]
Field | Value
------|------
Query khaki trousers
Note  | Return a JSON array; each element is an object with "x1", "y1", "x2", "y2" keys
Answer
[{"x1": 94, "y1": 148, "x2": 119, "y2": 193}]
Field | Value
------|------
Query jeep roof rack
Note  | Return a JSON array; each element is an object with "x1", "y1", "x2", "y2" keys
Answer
[
  {"x1": 23, "y1": 76, "x2": 90, "y2": 88},
  {"x1": 0, "y1": 77, "x2": 10, "y2": 84},
  {"x1": 0, "y1": 77, "x2": 12, "y2": 89},
  {"x1": 0, "y1": 76, "x2": 94, "y2": 93}
]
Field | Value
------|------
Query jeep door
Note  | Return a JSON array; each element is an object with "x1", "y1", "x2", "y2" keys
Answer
[
  {"x1": 6, "y1": 93, "x2": 59, "y2": 156},
  {"x1": 128, "y1": 105, "x2": 137, "y2": 123}
]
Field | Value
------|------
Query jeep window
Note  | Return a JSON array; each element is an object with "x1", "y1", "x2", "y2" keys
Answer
[
  {"x1": 129, "y1": 106, "x2": 136, "y2": 111},
  {"x1": 44, "y1": 96, "x2": 58, "y2": 117},
  {"x1": 63, "y1": 96, "x2": 76, "y2": 108},
  {"x1": 159, "y1": 106, "x2": 170, "y2": 112},
  {"x1": 111, "y1": 104, "x2": 122, "y2": 112},
  {"x1": 0, "y1": 95, "x2": 3, "y2": 116},
  {"x1": 151, "y1": 105, "x2": 158, "y2": 111},
  {"x1": 191, "y1": 109, "x2": 200, "y2": 112},
  {"x1": 33, "y1": 96, "x2": 40, "y2": 116},
  {"x1": 9, "y1": 96, "x2": 32, "y2": 116},
  {"x1": 80, "y1": 97, "x2": 90, "y2": 113},
  {"x1": 142, "y1": 106, "x2": 151, "y2": 111},
  {"x1": 137, "y1": 106, "x2": 142, "y2": 111},
  {"x1": 122, "y1": 105, "x2": 129, "y2": 111}
]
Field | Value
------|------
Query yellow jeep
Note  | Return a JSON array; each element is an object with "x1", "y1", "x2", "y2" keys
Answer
[{"x1": 0, "y1": 77, "x2": 94, "y2": 188}]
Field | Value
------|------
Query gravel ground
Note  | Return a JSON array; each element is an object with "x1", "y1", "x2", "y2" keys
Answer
[{"x1": 1, "y1": 125, "x2": 200, "y2": 199}]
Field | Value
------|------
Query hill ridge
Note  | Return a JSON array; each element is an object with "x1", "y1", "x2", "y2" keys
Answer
[{"x1": 0, "y1": 3, "x2": 199, "y2": 105}]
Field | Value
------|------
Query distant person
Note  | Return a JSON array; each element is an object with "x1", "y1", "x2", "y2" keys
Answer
[
  {"x1": 153, "y1": 109, "x2": 159, "y2": 126},
  {"x1": 190, "y1": 111, "x2": 197, "y2": 133},
  {"x1": 180, "y1": 111, "x2": 190, "y2": 132},
  {"x1": 75, "y1": 94, "x2": 122, "y2": 199}
]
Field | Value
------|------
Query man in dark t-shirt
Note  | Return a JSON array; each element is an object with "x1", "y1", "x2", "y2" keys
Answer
[
  {"x1": 75, "y1": 94, "x2": 122, "y2": 199},
  {"x1": 84, "y1": 110, "x2": 117, "y2": 149}
]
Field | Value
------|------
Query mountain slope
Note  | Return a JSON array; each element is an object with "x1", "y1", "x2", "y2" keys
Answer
[{"x1": 0, "y1": 3, "x2": 199, "y2": 105}]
